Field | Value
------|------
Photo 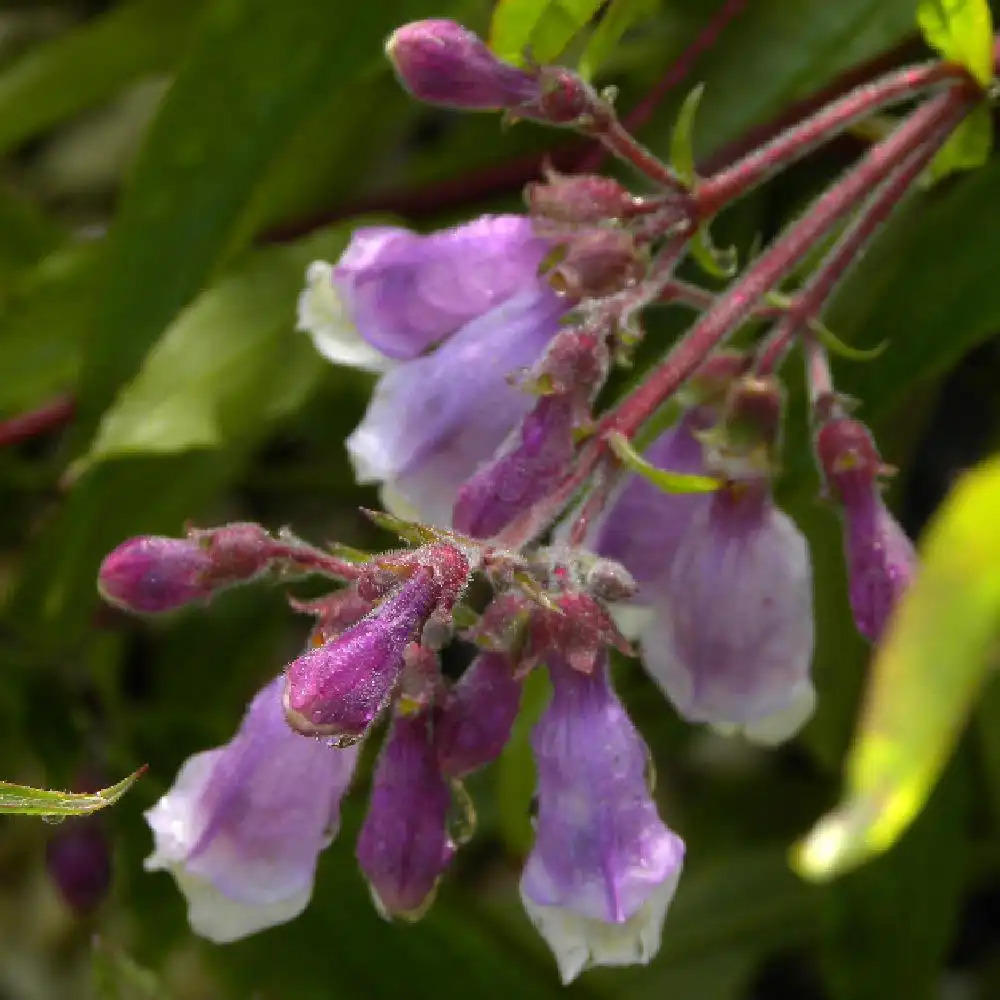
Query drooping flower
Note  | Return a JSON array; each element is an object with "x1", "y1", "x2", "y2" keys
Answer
[
  {"x1": 435, "y1": 651, "x2": 523, "y2": 778},
  {"x1": 298, "y1": 214, "x2": 567, "y2": 526},
  {"x1": 639, "y1": 480, "x2": 815, "y2": 744},
  {"x1": 347, "y1": 285, "x2": 566, "y2": 525},
  {"x1": 144, "y1": 676, "x2": 359, "y2": 943},
  {"x1": 283, "y1": 568, "x2": 440, "y2": 740},
  {"x1": 46, "y1": 817, "x2": 112, "y2": 913},
  {"x1": 356, "y1": 709, "x2": 454, "y2": 919},
  {"x1": 817, "y1": 417, "x2": 916, "y2": 642},
  {"x1": 386, "y1": 19, "x2": 540, "y2": 112},
  {"x1": 521, "y1": 653, "x2": 685, "y2": 983}
]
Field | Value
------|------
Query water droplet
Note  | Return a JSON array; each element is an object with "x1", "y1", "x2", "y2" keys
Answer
[
  {"x1": 448, "y1": 779, "x2": 477, "y2": 845},
  {"x1": 325, "y1": 734, "x2": 361, "y2": 749}
]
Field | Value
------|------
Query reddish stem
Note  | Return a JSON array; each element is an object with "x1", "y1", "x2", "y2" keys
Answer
[
  {"x1": 696, "y1": 61, "x2": 969, "y2": 215},
  {"x1": 607, "y1": 89, "x2": 973, "y2": 441},
  {"x1": 755, "y1": 110, "x2": 958, "y2": 375},
  {"x1": 0, "y1": 394, "x2": 76, "y2": 448}
]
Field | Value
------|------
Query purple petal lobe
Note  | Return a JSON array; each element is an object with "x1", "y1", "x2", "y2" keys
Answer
[
  {"x1": 348, "y1": 286, "x2": 565, "y2": 525},
  {"x1": 357, "y1": 711, "x2": 455, "y2": 919},
  {"x1": 435, "y1": 652, "x2": 522, "y2": 777},
  {"x1": 521, "y1": 654, "x2": 684, "y2": 980},
  {"x1": 284, "y1": 569, "x2": 440, "y2": 739},
  {"x1": 144, "y1": 676, "x2": 358, "y2": 942},
  {"x1": 333, "y1": 215, "x2": 550, "y2": 359},
  {"x1": 640, "y1": 484, "x2": 815, "y2": 741}
]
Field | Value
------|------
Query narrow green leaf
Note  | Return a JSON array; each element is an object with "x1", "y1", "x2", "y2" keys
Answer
[
  {"x1": 0, "y1": 183, "x2": 63, "y2": 275},
  {"x1": 0, "y1": 766, "x2": 145, "y2": 817},
  {"x1": 669, "y1": 84, "x2": 705, "y2": 186},
  {"x1": 927, "y1": 101, "x2": 993, "y2": 182},
  {"x1": 795, "y1": 455, "x2": 1000, "y2": 880},
  {"x1": 73, "y1": 0, "x2": 430, "y2": 440},
  {"x1": 916, "y1": 0, "x2": 993, "y2": 86},
  {"x1": 490, "y1": 0, "x2": 604, "y2": 64},
  {"x1": 810, "y1": 319, "x2": 888, "y2": 362},
  {"x1": 608, "y1": 431, "x2": 722, "y2": 494},
  {"x1": 80, "y1": 227, "x2": 352, "y2": 470},
  {"x1": 0, "y1": 0, "x2": 205, "y2": 156},
  {"x1": 578, "y1": 0, "x2": 658, "y2": 79},
  {"x1": 690, "y1": 224, "x2": 738, "y2": 279}
]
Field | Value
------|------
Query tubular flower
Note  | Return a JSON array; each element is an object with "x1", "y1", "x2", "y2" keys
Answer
[
  {"x1": 817, "y1": 417, "x2": 916, "y2": 642},
  {"x1": 144, "y1": 676, "x2": 359, "y2": 942},
  {"x1": 356, "y1": 709, "x2": 455, "y2": 919},
  {"x1": 283, "y1": 568, "x2": 441, "y2": 740},
  {"x1": 435, "y1": 651, "x2": 523, "y2": 778},
  {"x1": 521, "y1": 654, "x2": 685, "y2": 983},
  {"x1": 639, "y1": 480, "x2": 816, "y2": 744}
]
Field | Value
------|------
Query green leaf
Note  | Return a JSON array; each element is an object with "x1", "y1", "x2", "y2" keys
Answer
[
  {"x1": 916, "y1": 0, "x2": 993, "y2": 86},
  {"x1": 0, "y1": 0, "x2": 205, "y2": 156},
  {"x1": 490, "y1": 0, "x2": 604, "y2": 65},
  {"x1": 0, "y1": 766, "x2": 145, "y2": 817},
  {"x1": 608, "y1": 431, "x2": 722, "y2": 494},
  {"x1": 578, "y1": 0, "x2": 658, "y2": 80},
  {"x1": 0, "y1": 184, "x2": 64, "y2": 275},
  {"x1": 927, "y1": 101, "x2": 993, "y2": 182},
  {"x1": 670, "y1": 83, "x2": 705, "y2": 186},
  {"x1": 73, "y1": 0, "x2": 431, "y2": 441},
  {"x1": 810, "y1": 318, "x2": 888, "y2": 362},
  {"x1": 690, "y1": 224, "x2": 738, "y2": 279},
  {"x1": 80, "y1": 226, "x2": 351, "y2": 470},
  {"x1": 92, "y1": 941, "x2": 170, "y2": 1000},
  {"x1": 795, "y1": 455, "x2": 1000, "y2": 881}
]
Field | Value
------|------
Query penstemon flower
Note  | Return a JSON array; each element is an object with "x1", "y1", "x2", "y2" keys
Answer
[{"x1": 96, "y1": 12, "x2": 984, "y2": 981}]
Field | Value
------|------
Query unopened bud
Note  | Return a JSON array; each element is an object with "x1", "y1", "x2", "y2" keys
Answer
[
  {"x1": 46, "y1": 818, "x2": 112, "y2": 913},
  {"x1": 548, "y1": 229, "x2": 644, "y2": 299},
  {"x1": 526, "y1": 171, "x2": 637, "y2": 225},
  {"x1": 386, "y1": 20, "x2": 539, "y2": 111}
]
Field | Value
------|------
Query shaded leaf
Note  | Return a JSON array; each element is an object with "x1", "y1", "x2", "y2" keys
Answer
[
  {"x1": 0, "y1": 766, "x2": 145, "y2": 817},
  {"x1": 81, "y1": 226, "x2": 352, "y2": 469},
  {"x1": 795, "y1": 455, "x2": 1000, "y2": 880},
  {"x1": 0, "y1": 0, "x2": 205, "y2": 156},
  {"x1": 916, "y1": 0, "x2": 993, "y2": 86},
  {"x1": 92, "y1": 940, "x2": 170, "y2": 1000},
  {"x1": 490, "y1": 0, "x2": 604, "y2": 64},
  {"x1": 578, "y1": 0, "x2": 658, "y2": 80},
  {"x1": 927, "y1": 101, "x2": 993, "y2": 181},
  {"x1": 669, "y1": 83, "x2": 704, "y2": 186}
]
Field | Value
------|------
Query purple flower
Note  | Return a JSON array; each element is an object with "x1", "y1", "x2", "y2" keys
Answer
[
  {"x1": 144, "y1": 676, "x2": 358, "y2": 942},
  {"x1": 452, "y1": 392, "x2": 576, "y2": 539},
  {"x1": 348, "y1": 286, "x2": 565, "y2": 525},
  {"x1": 356, "y1": 710, "x2": 454, "y2": 919},
  {"x1": 435, "y1": 651, "x2": 522, "y2": 778},
  {"x1": 98, "y1": 536, "x2": 215, "y2": 614},
  {"x1": 590, "y1": 409, "x2": 714, "y2": 589},
  {"x1": 521, "y1": 654, "x2": 685, "y2": 983},
  {"x1": 283, "y1": 569, "x2": 440, "y2": 740},
  {"x1": 817, "y1": 417, "x2": 916, "y2": 642},
  {"x1": 386, "y1": 20, "x2": 540, "y2": 111},
  {"x1": 639, "y1": 481, "x2": 815, "y2": 744},
  {"x1": 302, "y1": 215, "x2": 550, "y2": 361}
]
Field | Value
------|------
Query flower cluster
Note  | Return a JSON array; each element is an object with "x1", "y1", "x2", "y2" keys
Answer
[{"x1": 92, "y1": 14, "x2": 962, "y2": 983}]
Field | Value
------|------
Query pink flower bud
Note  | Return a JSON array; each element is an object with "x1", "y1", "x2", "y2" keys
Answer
[
  {"x1": 526, "y1": 171, "x2": 639, "y2": 226},
  {"x1": 548, "y1": 229, "x2": 644, "y2": 299},
  {"x1": 386, "y1": 20, "x2": 539, "y2": 111}
]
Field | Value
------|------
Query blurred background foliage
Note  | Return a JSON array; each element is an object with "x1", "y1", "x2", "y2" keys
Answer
[{"x1": 2, "y1": 0, "x2": 1000, "y2": 998}]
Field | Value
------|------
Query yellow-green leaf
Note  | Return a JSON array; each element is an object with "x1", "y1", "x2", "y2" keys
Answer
[
  {"x1": 0, "y1": 767, "x2": 145, "y2": 817},
  {"x1": 491, "y1": 0, "x2": 604, "y2": 65},
  {"x1": 608, "y1": 431, "x2": 722, "y2": 494},
  {"x1": 927, "y1": 102, "x2": 993, "y2": 182},
  {"x1": 578, "y1": 0, "x2": 657, "y2": 79},
  {"x1": 794, "y1": 455, "x2": 1000, "y2": 881},
  {"x1": 916, "y1": 0, "x2": 993, "y2": 86}
]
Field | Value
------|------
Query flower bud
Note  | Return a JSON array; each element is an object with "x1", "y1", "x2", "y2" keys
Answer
[
  {"x1": 46, "y1": 817, "x2": 112, "y2": 913},
  {"x1": 98, "y1": 524, "x2": 274, "y2": 614},
  {"x1": 386, "y1": 20, "x2": 539, "y2": 111},
  {"x1": 283, "y1": 568, "x2": 441, "y2": 740},
  {"x1": 548, "y1": 229, "x2": 644, "y2": 299},
  {"x1": 357, "y1": 710, "x2": 454, "y2": 919},
  {"x1": 817, "y1": 417, "x2": 916, "y2": 642},
  {"x1": 452, "y1": 393, "x2": 577, "y2": 539},
  {"x1": 526, "y1": 171, "x2": 639, "y2": 226},
  {"x1": 435, "y1": 652, "x2": 522, "y2": 777}
]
